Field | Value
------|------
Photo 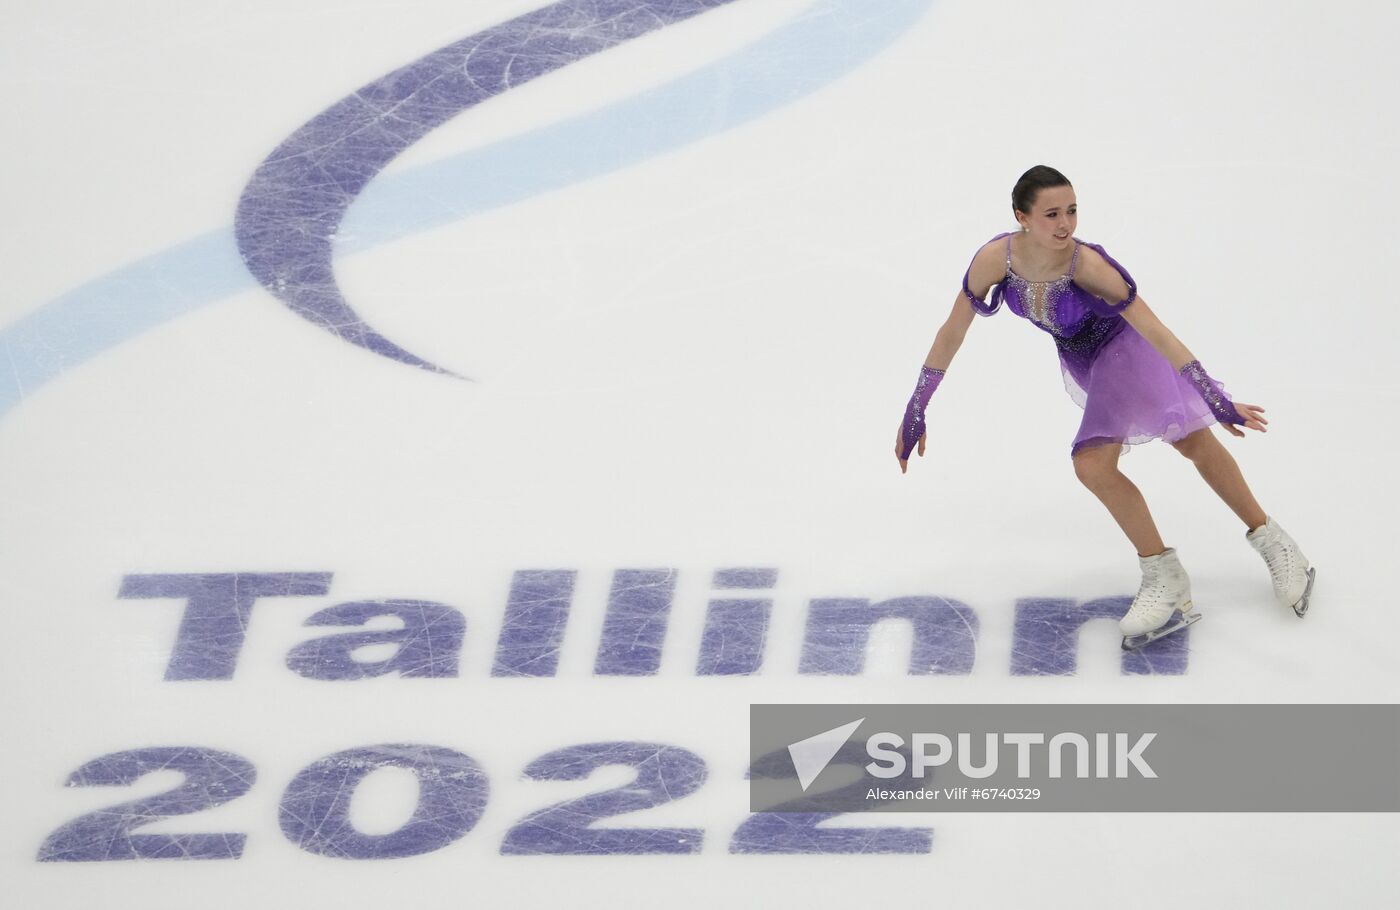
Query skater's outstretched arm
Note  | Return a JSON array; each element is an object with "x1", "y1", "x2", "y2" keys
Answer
[
  {"x1": 924, "y1": 287, "x2": 977, "y2": 368},
  {"x1": 894, "y1": 242, "x2": 1004, "y2": 472},
  {"x1": 1074, "y1": 247, "x2": 1269, "y2": 438}
]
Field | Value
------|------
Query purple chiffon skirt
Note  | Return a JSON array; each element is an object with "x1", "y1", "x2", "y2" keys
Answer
[{"x1": 1064, "y1": 322, "x2": 1225, "y2": 457}]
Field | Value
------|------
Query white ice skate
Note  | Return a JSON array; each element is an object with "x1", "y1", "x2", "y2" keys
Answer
[
  {"x1": 1120, "y1": 547, "x2": 1201, "y2": 651},
  {"x1": 1246, "y1": 516, "x2": 1315, "y2": 617}
]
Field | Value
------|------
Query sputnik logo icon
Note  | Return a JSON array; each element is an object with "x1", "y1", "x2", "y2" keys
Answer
[{"x1": 787, "y1": 718, "x2": 865, "y2": 791}]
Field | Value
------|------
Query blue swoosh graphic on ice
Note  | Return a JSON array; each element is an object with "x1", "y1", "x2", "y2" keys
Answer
[
  {"x1": 236, "y1": 0, "x2": 749, "y2": 377},
  {"x1": 0, "y1": 0, "x2": 934, "y2": 422}
]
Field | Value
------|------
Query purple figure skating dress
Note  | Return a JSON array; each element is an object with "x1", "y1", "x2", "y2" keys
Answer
[{"x1": 963, "y1": 232, "x2": 1230, "y2": 456}]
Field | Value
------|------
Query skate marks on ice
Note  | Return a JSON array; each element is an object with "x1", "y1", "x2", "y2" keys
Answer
[
  {"x1": 1011, "y1": 597, "x2": 1192, "y2": 675},
  {"x1": 233, "y1": 0, "x2": 750, "y2": 376},
  {"x1": 27, "y1": 574, "x2": 1199, "y2": 859},
  {"x1": 0, "y1": 0, "x2": 937, "y2": 419},
  {"x1": 106, "y1": 569, "x2": 1194, "y2": 683},
  {"x1": 35, "y1": 739, "x2": 933, "y2": 860},
  {"x1": 30, "y1": 569, "x2": 1192, "y2": 864}
]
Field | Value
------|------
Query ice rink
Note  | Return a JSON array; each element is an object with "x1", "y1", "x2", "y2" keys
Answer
[{"x1": 2, "y1": 0, "x2": 1397, "y2": 906}]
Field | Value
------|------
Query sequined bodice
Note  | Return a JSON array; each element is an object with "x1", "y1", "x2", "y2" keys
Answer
[
  {"x1": 1005, "y1": 269, "x2": 1074, "y2": 335},
  {"x1": 960, "y1": 231, "x2": 1140, "y2": 400},
  {"x1": 1000, "y1": 236, "x2": 1128, "y2": 360}
]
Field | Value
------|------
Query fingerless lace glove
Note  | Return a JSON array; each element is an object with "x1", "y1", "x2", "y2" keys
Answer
[
  {"x1": 1179, "y1": 360, "x2": 1245, "y2": 425},
  {"x1": 899, "y1": 366, "x2": 945, "y2": 460}
]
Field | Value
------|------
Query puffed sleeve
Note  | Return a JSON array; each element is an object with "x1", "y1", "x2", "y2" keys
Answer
[
  {"x1": 1079, "y1": 242, "x2": 1138, "y2": 317},
  {"x1": 962, "y1": 233, "x2": 1012, "y2": 316}
]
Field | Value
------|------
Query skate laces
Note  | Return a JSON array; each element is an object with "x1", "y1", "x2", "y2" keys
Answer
[
  {"x1": 1129, "y1": 560, "x2": 1167, "y2": 617},
  {"x1": 1258, "y1": 528, "x2": 1295, "y2": 584}
]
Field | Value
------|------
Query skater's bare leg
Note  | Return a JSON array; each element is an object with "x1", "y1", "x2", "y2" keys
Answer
[
  {"x1": 1072, "y1": 443, "x2": 1167, "y2": 557},
  {"x1": 1169, "y1": 428, "x2": 1268, "y2": 530}
]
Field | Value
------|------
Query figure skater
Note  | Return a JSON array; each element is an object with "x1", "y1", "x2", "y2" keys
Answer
[{"x1": 895, "y1": 165, "x2": 1315, "y2": 650}]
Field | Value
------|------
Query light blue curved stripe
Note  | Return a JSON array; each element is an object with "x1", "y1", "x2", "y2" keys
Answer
[
  {"x1": 341, "y1": 0, "x2": 935, "y2": 250},
  {"x1": 0, "y1": 0, "x2": 934, "y2": 422}
]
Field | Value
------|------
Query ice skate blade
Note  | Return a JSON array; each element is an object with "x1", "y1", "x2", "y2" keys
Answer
[
  {"x1": 1291, "y1": 567, "x2": 1317, "y2": 618},
  {"x1": 1121, "y1": 611, "x2": 1202, "y2": 652}
]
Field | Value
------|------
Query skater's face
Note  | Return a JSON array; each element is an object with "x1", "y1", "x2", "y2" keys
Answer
[{"x1": 1016, "y1": 185, "x2": 1077, "y2": 251}]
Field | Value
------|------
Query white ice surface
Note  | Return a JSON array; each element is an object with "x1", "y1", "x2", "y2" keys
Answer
[{"x1": 2, "y1": 0, "x2": 1397, "y2": 907}]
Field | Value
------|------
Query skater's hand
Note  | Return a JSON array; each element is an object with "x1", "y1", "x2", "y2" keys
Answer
[
  {"x1": 1223, "y1": 402, "x2": 1268, "y2": 437},
  {"x1": 896, "y1": 422, "x2": 926, "y2": 473}
]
